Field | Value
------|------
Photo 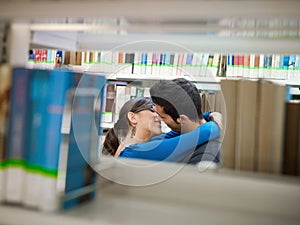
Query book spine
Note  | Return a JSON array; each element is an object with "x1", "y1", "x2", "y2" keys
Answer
[
  {"x1": 63, "y1": 73, "x2": 106, "y2": 210},
  {"x1": 220, "y1": 80, "x2": 238, "y2": 169},
  {"x1": 271, "y1": 83, "x2": 286, "y2": 174},
  {"x1": 257, "y1": 80, "x2": 274, "y2": 173},
  {"x1": 23, "y1": 69, "x2": 50, "y2": 208},
  {"x1": 0, "y1": 64, "x2": 12, "y2": 202},
  {"x1": 38, "y1": 70, "x2": 73, "y2": 212},
  {"x1": 283, "y1": 101, "x2": 300, "y2": 175},
  {"x1": 235, "y1": 79, "x2": 258, "y2": 171},
  {"x1": 5, "y1": 67, "x2": 30, "y2": 204}
]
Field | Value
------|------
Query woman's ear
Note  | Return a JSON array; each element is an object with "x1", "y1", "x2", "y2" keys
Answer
[{"x1": 127, "y1": 112, "x2": 138, "y2": 125}]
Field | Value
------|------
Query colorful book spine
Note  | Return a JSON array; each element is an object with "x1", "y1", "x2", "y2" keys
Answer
[
  {"x1": 254, "y1": 54, "x2": 260, "y2": 78},
  {"x1": 226, "y1": 54, "x2": 234, "y2": 77},
  {"x1": 5, "y1": 67, "x2": 30, "y2": 204}
]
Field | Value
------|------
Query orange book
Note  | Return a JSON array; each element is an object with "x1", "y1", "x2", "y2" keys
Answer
[{"x1": 254, "y1": 54, "x2": 260, "y2": 78}]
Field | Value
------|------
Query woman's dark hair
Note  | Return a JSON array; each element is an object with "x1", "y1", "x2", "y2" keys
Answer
[
  {"x1": 102, "y1": 97, "x2": 153, "y2": 156},
  {"x1": 150, "y1": 78, "x2": 203, "y2": 123}
]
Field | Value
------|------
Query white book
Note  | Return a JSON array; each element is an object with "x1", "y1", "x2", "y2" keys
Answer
[
  {"x1": 133, "y1": 52, "x2": 141, "y2": 75},
  {"x1": 293, "y1": 55, "x2": 300, "y2": 81},
  {"x1": 114, "y1": 85, "x2": 126, "y2": 122},
  {"x1": 273, "y1": 54, "x2": 281, "y2": 79},
  {"x1": 130, "y1": 86, "x2": 137, "y2": 97},
  {"x1": 115, "y1": 85, "x2": 126, "y2": 113},
  {"x1": 104, "y1": 51, "x2": 113, "y2": 73},
  {"x1": 0, "y1": 170, "x2": 5, "y2": 202},
  {"x1": 176, "y1": 53, "x2": 184, "y2": 76},
  {"x1": 210, "y1": 53, "x2": 220, "y2": 77},
  {"x1": 5, "y1": 168, "x2": 26, "y2": 203},
  {"x1": 94, "y1": 51, "x2": 99, "y2": 63},
  {"x1": 200, "y1": 53, "x2": 209, "y2": 77},
  {"x1": 39, "y1": 176, "x2": 60, "y2": 212},
  {"x1": 143, "y1": 87, "x2": 151, "y2": 97},
  {"x1": 181, "y1": 53, "x2": 188, "y2": 76},
  {"x1": 23, "y1": 173, "x2": 42, "y2": 208},
  {"x1": 249, "y1": 54, "x2": 255, "y2": 78},
  {"x1": 258, "y1": 54, "x2": 264, "y2": 78},
  {"x1": 111, "y1": 51, "x2": 119, "y2": 75},
  {"x1": 288, "y1": 55, "x2": 296, "y2": 80},
  {"x1": 192, "y1": 52, "x2": 201, "y2": 77},
  {"x1": 172, "y1": 53, "x2": 179, "y2": 77},
  {"x1": 146, "y1": 52, "x2": 153, "y2": 76},
  {"x1": 85, "y1": 51, "x2": 90, "y2": 64},
  {"x1": 81, "y1": 50, "x2": 85, "y2": 66}
]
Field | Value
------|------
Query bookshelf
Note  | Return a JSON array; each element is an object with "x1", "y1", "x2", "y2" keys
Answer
[
  {"x1": 1, "y1": 161, "x2": 300, "y2": 225},
  {"x1": 1, "y1": 0, "x2": 300, "y2": 224}
]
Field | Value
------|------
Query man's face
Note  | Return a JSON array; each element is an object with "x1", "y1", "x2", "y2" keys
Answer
[{"x1": 154, "y1": 104, "x2": 181, "y2": 132}]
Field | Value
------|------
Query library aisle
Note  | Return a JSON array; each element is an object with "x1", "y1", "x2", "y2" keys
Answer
[
  {"x1": 1, "y1": 1, "x2": 300, "y2": 225},
  {"x1": 1, "y1": 160, "x2": 300, "y2": 225}
]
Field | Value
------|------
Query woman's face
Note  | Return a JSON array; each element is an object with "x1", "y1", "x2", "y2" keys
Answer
[
  {"x1": 154, "y1": 104, "x2": 181, "y2": 132},
  {"x1": 135, "y1": 105, "x2": 162, "y2": 137}
]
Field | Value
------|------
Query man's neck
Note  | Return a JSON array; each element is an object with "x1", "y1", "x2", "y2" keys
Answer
[{"x1": 181, "y1": 118, "x2": 206, "y2": 134}]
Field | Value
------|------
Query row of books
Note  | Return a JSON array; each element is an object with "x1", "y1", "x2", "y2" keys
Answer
[
  {"x1": 226, "y1": 54, "x2": 300, "y2": 80},
  {"x1": 207, "y1": 79, "x2": 300, "y2": 175},
  {"x1": 27, "y1": 49, "x2": 300, "y2": 81},
  {"x1": 0, "y1": 65, "x2": 106, "y2": 211},
  {"x1": 27, "y1": 49, "x2": 65, "y2": 70}
]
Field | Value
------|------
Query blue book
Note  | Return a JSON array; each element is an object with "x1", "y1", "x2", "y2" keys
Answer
[
  {"x1": 283, "y1": 55, "x2": 290, "y2": 68},
  {"x1": 288, "y1": 55, "x2": 296, "y2": 80},
  {"x1": 165, "y1": 53, "x2": 171, "y2": 66},
  {"x1": 186, "y1": 53, "x2": 193, "y2": 65},
  {"x1": 63, "y1": 73, "x2": 106, "y2": 210},
  {"x1": 5, "y1": 67, "x2": 30, "y2": 204},
  {"x1": 38, "y1": 69, "x2": 74, "y2": 212},
  {"x1": 226, "y1": 54, "x2": 234, "y2": 77},
  {"x1": 23, "y1": 69, "x2": 50, "y2": 208},
  {"x1": 141, "y1": 52, "x2": 147, "y2": 74}
]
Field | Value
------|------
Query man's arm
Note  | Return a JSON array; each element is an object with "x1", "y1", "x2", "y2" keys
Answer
[{"x1": 120, "y1": 121, "x2": 220, "y2": 162}]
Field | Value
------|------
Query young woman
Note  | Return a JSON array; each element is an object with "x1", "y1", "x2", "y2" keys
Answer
[{"x1": 103, "y1": 97, "x2": 162, "y2": 157}]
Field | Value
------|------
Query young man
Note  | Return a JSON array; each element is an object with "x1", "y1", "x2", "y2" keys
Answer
[
  {"x1": 118, "y1": 78, "x2": 222, "y2": 165},
  {"x1": 149, "y1": 78, "x2": 222, "y2": 164}
]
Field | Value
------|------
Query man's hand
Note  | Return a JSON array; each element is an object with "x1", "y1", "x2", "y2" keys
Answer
[{"x1": 209, "y1": 112, "x2": 223, "y2": 130}]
